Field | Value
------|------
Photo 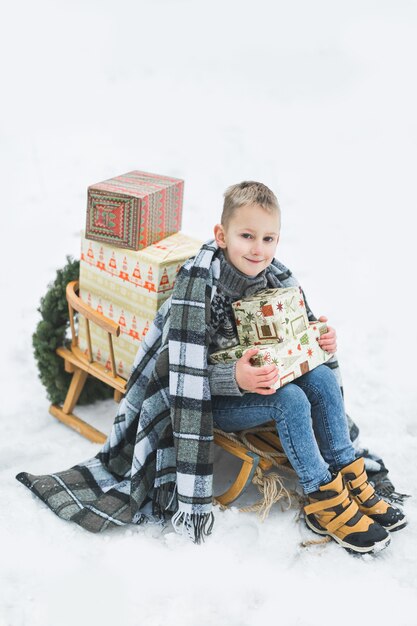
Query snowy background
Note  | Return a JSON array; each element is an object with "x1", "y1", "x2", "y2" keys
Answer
[{"x1": 1, "y1": 1, "x2": 417, "y2": 624}]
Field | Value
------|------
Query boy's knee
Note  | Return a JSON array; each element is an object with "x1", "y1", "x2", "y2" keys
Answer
[
  {"x1": 305, "y1": 364, "x2": 338, "y2": 388},
  {"x1": 270, "y1": 384, "x2": 310, "y2": 422}
]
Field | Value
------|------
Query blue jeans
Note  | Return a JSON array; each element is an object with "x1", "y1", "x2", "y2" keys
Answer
[{"x1": 212, "y1": 364, "x2": 356, "y2": 494}]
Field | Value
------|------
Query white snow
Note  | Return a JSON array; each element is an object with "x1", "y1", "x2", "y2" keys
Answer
[{"x1": 1, "y1": 1, "x2": 417, "y2": 625}]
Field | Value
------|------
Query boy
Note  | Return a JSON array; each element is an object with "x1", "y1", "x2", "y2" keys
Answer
[
  {"x1": 207, "y1": 181, "x2": 406, "y2": 553},
  {"x1": 16, "y1": 181, "x2": 406, "y2": 552}
]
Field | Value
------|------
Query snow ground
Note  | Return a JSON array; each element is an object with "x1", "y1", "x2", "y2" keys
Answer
[{"x1": 1, "y1": 1, "x2": 417, "y2": 625}]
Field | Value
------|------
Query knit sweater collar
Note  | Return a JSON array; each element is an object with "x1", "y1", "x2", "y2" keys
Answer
[{"x1": 217, "y1": 249, "x2": 268, "y2": 299}]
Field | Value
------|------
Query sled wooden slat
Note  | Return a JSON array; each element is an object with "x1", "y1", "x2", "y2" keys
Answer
[
  {"x1": 66, "y1": 281, "x2": 121, "y2": 336},
  {"x1": 244, "y1": 433, "x2": 289, "y2": 466},
  {"x1": 56, "y1": 347, "x2": 126, "y2": 393},
  {"x1": 252, "y1": 430, "x2": 285, "y2": 452},
  {"x1": 50, "y1": 281, "x2": 127, "y2": 442}
]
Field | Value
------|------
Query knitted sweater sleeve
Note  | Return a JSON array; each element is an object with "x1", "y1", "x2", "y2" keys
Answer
[{"x1": 207, "y1": 361, "x2": 245, "y2": 397}]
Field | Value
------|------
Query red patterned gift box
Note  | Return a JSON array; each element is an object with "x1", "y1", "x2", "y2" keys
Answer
[{"x1": 85, "y1": 170, "x2": 184, "y2": 251}]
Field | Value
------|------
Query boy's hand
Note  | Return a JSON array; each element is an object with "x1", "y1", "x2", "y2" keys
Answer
[
  {"x1": 235, "y1": 348, "x2": 279, "y2": 394},
  {"x1": 317, "y1": 315, "x2": 337, "y2": 354}
]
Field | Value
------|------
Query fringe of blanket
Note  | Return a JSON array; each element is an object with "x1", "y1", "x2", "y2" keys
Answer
[
  {"x1": 370, "y1": 474, "x2": 410, "y2": 505},
  {"x1": 171, "y1": 510, "x2": 215, "y2": 544},
  {"x1": 152, "y1": 482, "x2": 178, "y2": 520},
  {"x1": 152, "y1": 482, "x2": 215, "y2": 543}
]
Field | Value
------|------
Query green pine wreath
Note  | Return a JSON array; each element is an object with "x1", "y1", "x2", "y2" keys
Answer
[{"x1": 32, "y1": 256, "x2": 113, "y2": 405}]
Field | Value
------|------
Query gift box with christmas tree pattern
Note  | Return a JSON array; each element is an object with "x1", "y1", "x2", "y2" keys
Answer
[
  {"x1": 85, "y1": 170, "x2": 184, "y2": 250},
  {"x1": 78, "y1": 230, "x2": 202, "y2": 379},
  {"x1": 209, "y1": 322, "x2": 331, "y2": 390},
  {"x1": 232, "y1": 286, "x2": 310, "y2": 346}
]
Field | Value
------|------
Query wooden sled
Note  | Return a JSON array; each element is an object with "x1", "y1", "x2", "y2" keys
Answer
[{"x1": 52, "y1": 280, "x2": 291, "y2": 506}]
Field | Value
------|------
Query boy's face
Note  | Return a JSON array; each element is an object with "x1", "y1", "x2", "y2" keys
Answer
[{"x1": 214, "y1": 203, "x2": 280, "y2": 277}]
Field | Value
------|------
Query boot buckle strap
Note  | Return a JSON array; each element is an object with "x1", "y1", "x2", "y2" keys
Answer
[
  {"x1": 357, "y1": 483, "x2": 375, "y2": 503},
  {"x1": 304, "y1": 487, "x2": 350, "y2": 515},
  {"x1": 326, "y1": 500, "x2": 359, "y2": 533},
  {"x1": 348, "y1": 471, "x2": 367, "y2": 490}
]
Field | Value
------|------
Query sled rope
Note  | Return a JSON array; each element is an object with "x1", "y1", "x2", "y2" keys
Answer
[
  {"x1": 214, "y1": 426, "x2": 297, "y2": 519},
  {"x1": 214, "y1": 425, "x2": 289, "y2": 465},
  {"x1": 300, "y1": 536, "x2": 332, "y2": 547},
  {"x1": 238, "y1": 466, "x2": 292, "y2": 520}
]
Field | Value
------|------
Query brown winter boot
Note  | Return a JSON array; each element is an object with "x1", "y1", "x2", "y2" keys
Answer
[
  {"x1": 304, "y1": 471, "x2": 390, "y2": 553},
  {"x1": 340, "y1": 457, "x2": 407, "y2": 532}
]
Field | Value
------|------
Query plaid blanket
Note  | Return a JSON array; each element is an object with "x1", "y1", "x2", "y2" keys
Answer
[
  {"x1": 17, "y1": 241, "x2": 221, "y2": 542},
  {"x1": 16, "y1": 240, "x2": 403, "y2": 542}
]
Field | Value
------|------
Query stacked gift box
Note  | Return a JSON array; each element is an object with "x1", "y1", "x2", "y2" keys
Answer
[
  {"x1": 78, "y1": 170, "x2": 202, "y2": 378},
  {"x1": 209, "y1": 286, "x2": 332, "y2": 389}
]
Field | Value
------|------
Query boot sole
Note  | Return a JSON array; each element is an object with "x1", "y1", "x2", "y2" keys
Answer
[
  {"x1": 384, "y1": 518, "x2": 407, "y2": 532},
  {"x1": 305, "y1": 516, "x2": 391, "y2": 554}
]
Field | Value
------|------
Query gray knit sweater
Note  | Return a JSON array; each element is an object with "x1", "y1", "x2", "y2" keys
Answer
[{"x1": 207, "y1": 250, "x2": 268, "y2": 396}]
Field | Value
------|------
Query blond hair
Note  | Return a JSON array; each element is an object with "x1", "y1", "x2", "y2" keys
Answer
[{"x1": 221, "y1": 181, "x2": 280, "y2": 227}]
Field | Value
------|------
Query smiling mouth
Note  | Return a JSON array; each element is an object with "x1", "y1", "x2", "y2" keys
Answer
[{"x1": 245, "y1": 258, "x2": 264, "y2": 263}]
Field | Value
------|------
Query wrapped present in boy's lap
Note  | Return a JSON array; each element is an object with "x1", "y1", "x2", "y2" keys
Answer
[
  {"x1": 210, "y1": 321, "x2": 331, "y2": 390},
  {"x1": 232, "y1": 286, "x2": 310, "y2": 346},
  {"x1": 210, "y1": 287, "x2": 332, "y2": 390}
]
